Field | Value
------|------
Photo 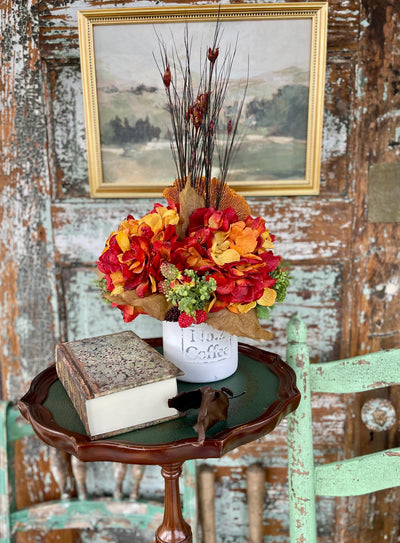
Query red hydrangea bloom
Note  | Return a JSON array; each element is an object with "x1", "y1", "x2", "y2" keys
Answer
[
  {"x1": 97, "y1": 203, "x2": 180, "y2": 307},
  {"x1": 98, "y1": 200, "x2": 284, "y2": 324},
  {"x1": 174, "y1": 206, "x2": 281, "y2": 313}
]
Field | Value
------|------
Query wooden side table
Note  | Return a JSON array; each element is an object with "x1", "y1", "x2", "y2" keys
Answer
[{"x1": 19, "y1": 341, "x2": 300, "y2": 543}]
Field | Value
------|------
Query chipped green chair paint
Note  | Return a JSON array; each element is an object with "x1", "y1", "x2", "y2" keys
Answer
[
  {"x1": 286, "y1": 315, "x2": 400, "y2": 543},
  {"x1": 0, "y1": 401, "x2": 197, "y2": 542}
]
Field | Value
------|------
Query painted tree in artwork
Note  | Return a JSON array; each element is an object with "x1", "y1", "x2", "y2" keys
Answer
[{"x1": 246, "y1": 84, "x2": 309, "y2": 139}]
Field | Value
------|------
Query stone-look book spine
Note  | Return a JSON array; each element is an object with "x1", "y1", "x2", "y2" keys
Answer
[
  {"x1": 55, "y1": 344, "x2": 93, "y2": 436},
  {"x1": 55, "y1": 331, "x2": 184, "y2": 440}
]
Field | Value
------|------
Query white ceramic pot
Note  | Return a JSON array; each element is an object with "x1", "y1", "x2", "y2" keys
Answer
[{"x1": 162, "y1": 321, "x2": 238, "y2": 383}]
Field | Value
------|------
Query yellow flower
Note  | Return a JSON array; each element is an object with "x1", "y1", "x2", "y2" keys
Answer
[
  {"x1": 139, "y1": 206, "x2": 180, "y2": 235},
  {"x1": 210, "y1": 220, "x2": 263, "y2": 266},
  {"x1": 110, "y1": 271, "x2": 125, "y2": 290},
  {"x1": 115, "y1": 230, "x2": 131, "y2": 252},
  {"x1": 110, "y1": 285, "x2": 125, "y2": 296},
  {"x1": 140, "y1": 212, "x2": 162, "y2": 234},
  {"x1": 257, "y1": 288, "x2": 277, "y2": 307},
  {"x1": 261, "y1": 229, "x2": 274, "y2": 250},
  {"x1": 158, "y1": 207, "x2": 180, "y2": 227},
  {"x1": 119, "y1": 217, "x2": 140, "y2": 237},
  {"x1": 227, "y1": 301, "x2": 257, "y2": 314},
  {"x1": 211, "y1": 231, "x2": 240, "y2": 265}
]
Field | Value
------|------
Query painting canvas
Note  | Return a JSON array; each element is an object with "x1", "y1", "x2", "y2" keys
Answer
[{"x1": 79, "y1": 4, "x2": 327, "y2": 197}]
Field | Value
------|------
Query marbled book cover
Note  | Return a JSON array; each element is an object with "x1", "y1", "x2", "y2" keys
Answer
[
  {"x1": 55, "y1": 331, "x2": 183, "y2": 438},
  {"x1": 56, "y1": 331, "x2": 182, "y2": 398}
]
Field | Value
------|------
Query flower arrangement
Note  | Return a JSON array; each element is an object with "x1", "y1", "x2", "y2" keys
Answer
[{"x1": 97, "y1": 22, "x2": 290, "y2": 342}]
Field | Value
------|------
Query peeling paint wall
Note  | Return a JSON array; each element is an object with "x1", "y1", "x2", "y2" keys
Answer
[{"x1": 1, "y1": 0, "x2": 399, "y2": 542}]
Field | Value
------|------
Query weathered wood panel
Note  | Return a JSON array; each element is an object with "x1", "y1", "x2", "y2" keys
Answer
[
  {"x1": 37, "y1": 0, "x2": 361, "y2": 57},
  {"x1": 321, "y1": 54, "x2": 355, "y2": 195},
  {"x1": 1, "y1": 0, "x2": 399, "y2": 541},
  {"x1": 0, "y1": 1, "x2": 59, "y2": 400},
  {"x1": 51, "y1": 198, "x2": 353, "y2": 264},
  {"x1": 46, "y1": 60, "x2": 89, "y2": 199},
  {"x1": 338, "y1": 2, "x2": 400, "y2": 542}
]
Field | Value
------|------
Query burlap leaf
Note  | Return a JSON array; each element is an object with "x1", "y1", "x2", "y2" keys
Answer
[
  {"x1": 177, "y1": 183, "x2": 205, "y2": 238},
  {"x1": 103, "y1": 291, "x2": 170, "y2": 321},
  {"x1": 105, "y1": 290, "x2": 273, "y2": 341},
  {"x1": 206, "y1": 307, "x2": 273, "y2": 341},
  {"x1": 163, "y1": 177, "x2": 251, "y2": 221}
]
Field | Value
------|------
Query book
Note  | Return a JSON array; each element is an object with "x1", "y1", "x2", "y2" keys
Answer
[{"x1": 55, "y1": 331, "x2": 183, "y2": 439}]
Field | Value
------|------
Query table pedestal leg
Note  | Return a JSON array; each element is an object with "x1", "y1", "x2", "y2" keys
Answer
[{"x1": 156, "y1": 462, "x2": 192, "y2": 543}]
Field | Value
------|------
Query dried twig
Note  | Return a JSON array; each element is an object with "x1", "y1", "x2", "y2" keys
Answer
[{"x1": 154, "y1": 18, "x2": 247, "y2": 207}]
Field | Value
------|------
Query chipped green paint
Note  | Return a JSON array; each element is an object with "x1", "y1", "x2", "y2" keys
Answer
[
  {"x1": 182, "y1": 460, "x2": 198, "y2": 536},
  {"x1": 52, "y1": 202, "x2": 161, "y2": 264},
  {"x1": 0, "y1": 402, "x2": 10, "y2": 543},
  {"x1": 311, "y1": 349, "x2": 400, "y2": 393},
  {"x1": 11, "y1": 499, "x2": 165, "y2": 534},
  {"x1": 6, "y1": 406, "x2": 34, "y2": 443},
  {"x1": 286, "y1": 315, "x2": 317, "y2": 543},
  {"x1": 315, "y1": 449, "x2": 400, "y2": 497},
  {"x1": 323, "y1": 109, "x2": 348, "y2": 158},
  {"x1": 267, "y1": 265, "x2": 344, "y2": 361},
  {"x1": 1, "y1": 400, "x2": 198, "y2": 542},
  {"x1": 51, "y1": 64, "x2": 89, "y2": 199},
  {"x1": 286, "y1": 315, "x2": 400, "y2": 542}
]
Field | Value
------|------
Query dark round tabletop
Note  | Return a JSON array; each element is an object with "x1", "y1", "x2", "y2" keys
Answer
[{"x1": 18, "y1": 341, "x2": 300, "y2": 465}]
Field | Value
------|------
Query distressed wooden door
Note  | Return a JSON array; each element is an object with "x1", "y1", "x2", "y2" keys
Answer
[{"x1": 0, "y1": 1, "x2": 399, "y2": 542}]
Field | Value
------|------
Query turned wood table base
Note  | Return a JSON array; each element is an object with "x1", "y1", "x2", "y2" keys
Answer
[{"x1": 156, "y1": 463, "x2": 192, "y2": 543}]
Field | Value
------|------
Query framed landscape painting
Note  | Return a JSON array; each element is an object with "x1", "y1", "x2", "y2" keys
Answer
[{"x1": 78, "y1": 3, "x2": 327, "y2": 198}]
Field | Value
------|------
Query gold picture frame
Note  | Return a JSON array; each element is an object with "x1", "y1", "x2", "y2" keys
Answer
[{"x1": 78, "y1": 3, "x2": 327, "y2": 198}]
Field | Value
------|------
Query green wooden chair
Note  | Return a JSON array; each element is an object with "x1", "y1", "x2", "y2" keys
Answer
[
  {"x1": 0, "y1": 400, "x2": 197, "y2": 542},
  {"x1": 286, "y1": 314, "x2": 400, "y2": 542}
]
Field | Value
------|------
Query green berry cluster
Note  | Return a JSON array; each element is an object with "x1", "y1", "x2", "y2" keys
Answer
[
  {"x1": 95, "y1": 277, "x2": 112, "y2": 304},
  {"x1": 256, "y1": 262, "x2": 291, "y2": 320},
  {"x1": 270, "y1": 264, "x2": 291, "y2": 303},
  {"x1": 161, "y1": 265, "x2": 217, "y2": 318}
]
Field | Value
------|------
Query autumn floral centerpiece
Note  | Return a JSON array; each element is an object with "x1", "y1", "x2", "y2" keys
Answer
[{"x1": 97, "y1": 23, "x2": 289, "y2": 380}]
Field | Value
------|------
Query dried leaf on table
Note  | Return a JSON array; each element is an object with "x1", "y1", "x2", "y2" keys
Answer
[
  {"x1": 168, "y1": 386, "x2": 235, "y2": 443},
  {"x1": 195, "y1": 386, "x2": 233, "y2": 444}
]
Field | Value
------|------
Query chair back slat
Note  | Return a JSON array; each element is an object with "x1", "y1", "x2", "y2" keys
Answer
[
  {"x1": 0, "y1": 402, "x2": 11, "y2": 543},
  {"x1": 310, "y1": 350, "x2": 400, "y2": 393},
  {"x1": 6, "y1": 404, "x2": 34, "y2": 443},
  {"x1": 10, "y1": 500, "x2": 165, "y2": 534},
  {"x1": 315, "y1": 447, "x2": 400, "y2": 497},
  {"x1": 286, "y1": 316, "x2": 318, "y2": 543},
  {"x1": 286, "y1": 315, "x2": 400, "y2": 543}
]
